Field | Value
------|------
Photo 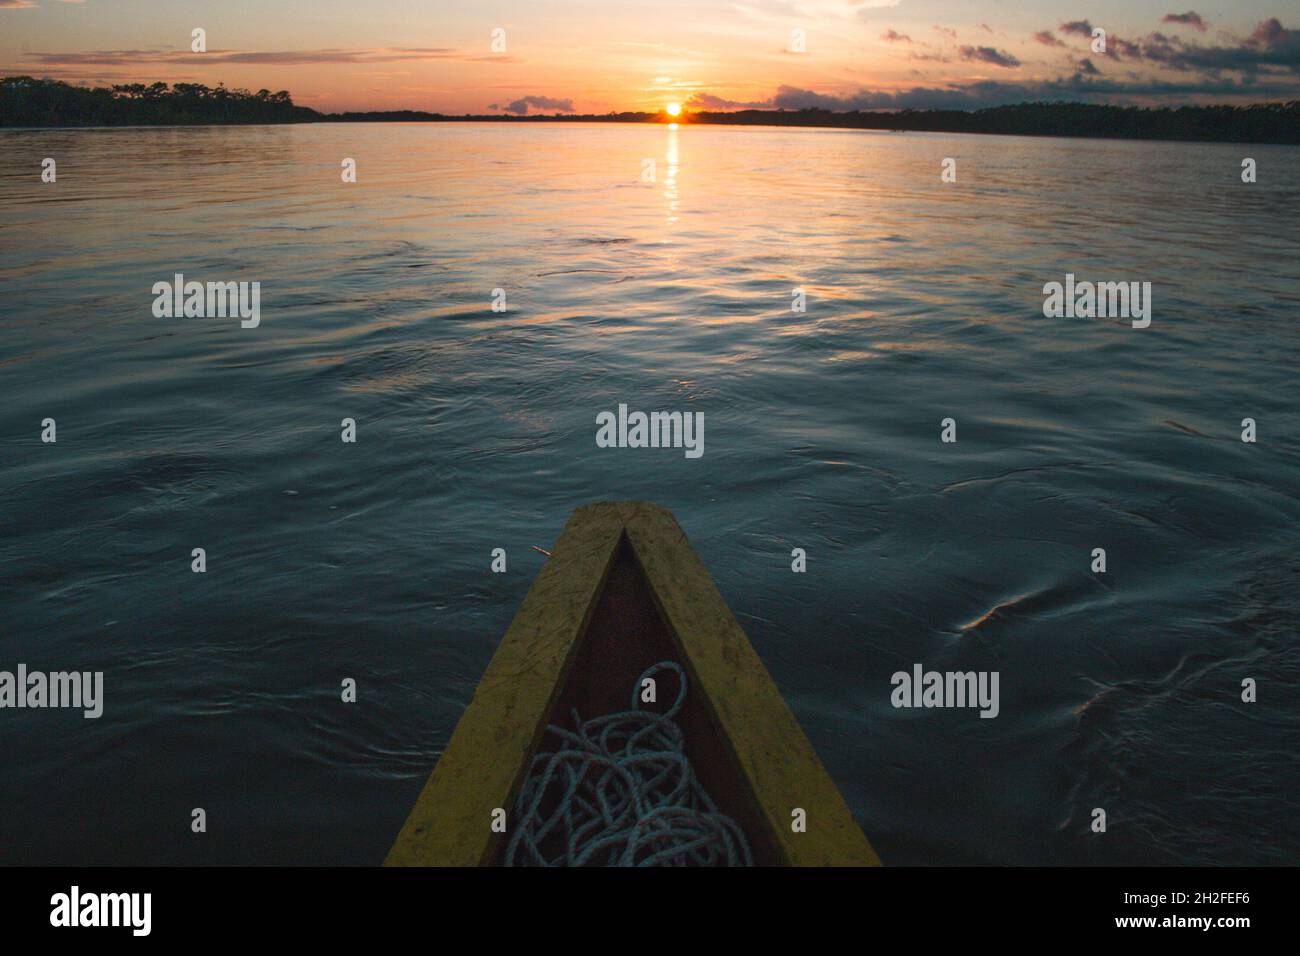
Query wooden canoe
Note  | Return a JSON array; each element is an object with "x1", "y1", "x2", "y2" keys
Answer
[{"x1": 385, "y1": 501, "x2": 880, "y2": 867}]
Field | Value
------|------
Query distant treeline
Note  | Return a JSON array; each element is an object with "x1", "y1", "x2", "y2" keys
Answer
[
  {"x1": 712, "y1": 101, "x2": 1300, "y2": 144},
  {"x1": 0, "y1": 76, "x2": 318, "y2": 126},
  {"x1": 329, "y1": 102, "x2": 1300, "y2": 143},
  {"x1": 3, "y1": 77, "x2": 1298, "y2": 144}
]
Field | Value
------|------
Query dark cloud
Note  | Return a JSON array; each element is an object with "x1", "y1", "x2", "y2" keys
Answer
[
  {"x1": 1162, "y1": 12, "x2": 1208, "y2": 32},
  {"x1": 1112, "y1": 38, "x2": 1142, "y2": 59},
  {"x1": 493, "y1": 95, "x2": 574, "y2": 115},
  {"x1": 959, "y1": 46, "x2": 1021, "y2": 69},
  {"x1": 770, "y1": 84, "x2": 1004, "y2": 111},
  {"x1": 770, "y1": 86, "x2": 856, "y2": 110},
  {"x1": 1126, "y1": 19, "x2": 1300, "y2": 74},
  {"x1": 759, "y1": 72, "x2": 1300, "y2": 112},
  {"x1": 1075, "y1": 58, "x2": 1101, "y2": 75},
  {"x1": 880, "y1": 30, "x2": 912, "y2": 44},
  {"x1": 686, "y1": 91, "x2": 767, "y2": 110},
  {"x1": 1042, "y1": 18, "x2": 1299, "y2": 75},
  {"x1": 1034, "y1": 31, "x2": 1066, "y2": 48},
  {"x1": 1058, "y1": 20, "x2": 1121, "y2": 60},
  {"x1": 1249, "y1": 17, "x2": 1294, "y2": 49}
]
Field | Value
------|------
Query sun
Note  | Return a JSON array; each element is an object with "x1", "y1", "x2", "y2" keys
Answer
[{"x1": 664, "y1": 102, "x2": 682, "y2": 117}]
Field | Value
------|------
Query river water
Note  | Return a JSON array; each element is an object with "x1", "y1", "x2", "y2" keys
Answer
[{"x1": 1, "y1": 122, "x2": 1297, "y2": 864}]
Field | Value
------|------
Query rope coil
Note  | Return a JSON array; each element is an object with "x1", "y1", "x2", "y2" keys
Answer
[{"x1": 505, "y1": 661, "x2": 753, "y2": 866}]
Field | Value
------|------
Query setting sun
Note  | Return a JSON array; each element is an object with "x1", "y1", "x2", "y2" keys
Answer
[{"x1": 664, "y1": 102, "x2": 682, "y2": 117}]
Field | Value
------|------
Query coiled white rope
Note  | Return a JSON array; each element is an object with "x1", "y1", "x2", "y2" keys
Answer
[{"x1": 505, "y1": 661, "x2": 753, "y2": 866}]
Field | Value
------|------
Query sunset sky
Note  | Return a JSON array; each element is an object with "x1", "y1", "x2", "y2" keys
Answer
[{"x1": 2, "y1": 0, "x2": 1297, "y2": 113}]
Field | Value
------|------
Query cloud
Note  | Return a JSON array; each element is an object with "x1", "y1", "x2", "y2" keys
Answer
[
  {"x1": 1034, "y1": 31, "x2": 1066, "y2": 48},
  {"x1": 880, "y1": 30, "x2": 912, "y2": 44},
  {"x1": 1054, "y1": 21, "x2": 1132, "y2": 61},
  {"x1": 1121, "y1": 19, "x2": 1300, "y2": 74},
  {"x1": 0, "y1": 0, "x2": 38, "y2": 7},
  {"x1": 492, "y1": 94, "x2": 574, "y2": 115},
  {"x1": 768, "y1": 84, "x2": 996, "y2": 110},
  {"x1": 1042, "y1": 18, "x2": 1299, "y2": 76},
  {"x1": 1248, "y1": 17, "x2": 1295, "y2": 50},
  {"x1": 686, "y1": 91, "x2": 768, "y2": 109},
  {"x1": 933, "y1": 26, "x2": 957, "y2": 40},
  {"x1": 770, "y1": 85, "x2": 873, "y2": 109},
  {"x1": 20, "y1": 47, "x2": 511, "y2": 66},
  {"x1": 1112, "y1": 38, "x2": 1142, "y2": 59},
  {"x1": 851, "y1": 2, "x2": 906, "y2": 23},
  {"x1": 735, "y1": 0, "x2": 901, "y2": 25},
  {"x1": 751, "y1": 69, "x2": 1300, "y2": 111},
  {"x1": 959, "y1": 45, "x2": 1021, "y2": 68},
  {"x1": 1162, "y1": 12, "x2": 1207, "y2": 32},
  {"x1": 730, "y1": 1, "x2": 806, "y2": 23}
]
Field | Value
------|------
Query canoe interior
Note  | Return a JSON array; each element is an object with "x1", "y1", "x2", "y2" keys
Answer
[{"x1": 489, "y1": 533, "x2": 780, "y2": 866}]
